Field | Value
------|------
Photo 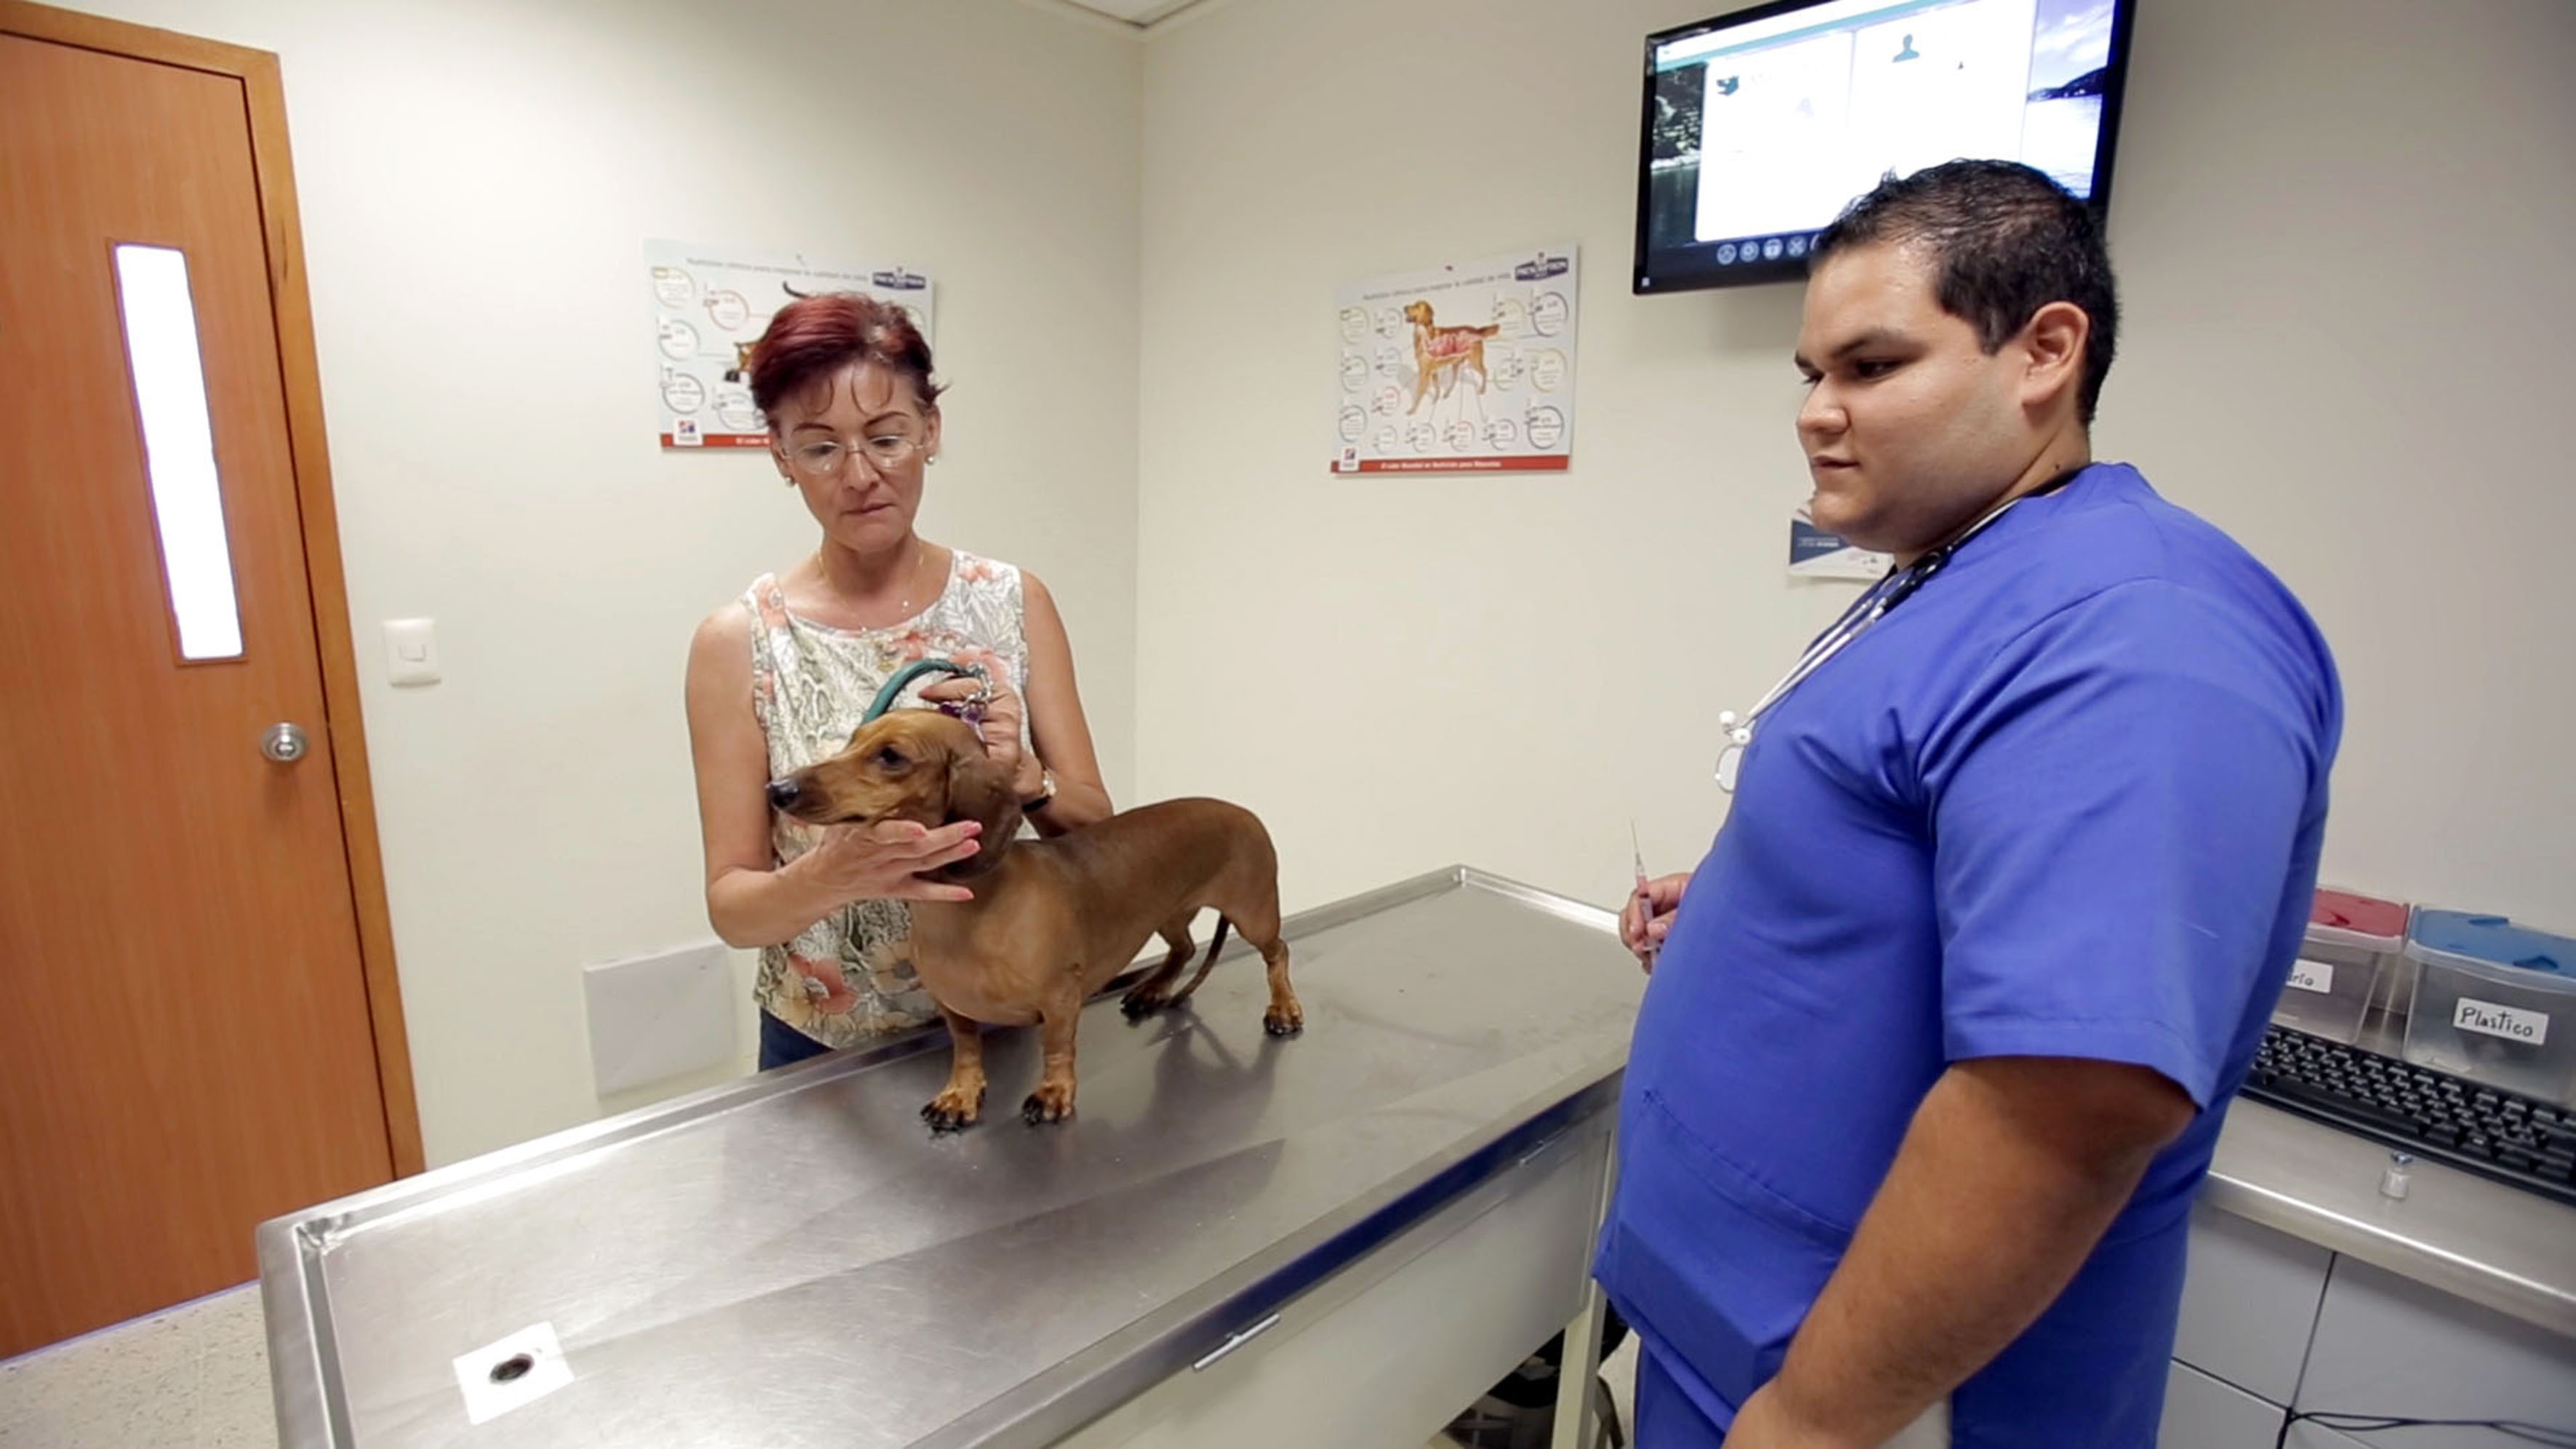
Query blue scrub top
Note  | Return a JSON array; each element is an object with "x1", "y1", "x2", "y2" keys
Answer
[{"x1": 1596, "y1": 464, "x2": 2341, "y2": 1448}]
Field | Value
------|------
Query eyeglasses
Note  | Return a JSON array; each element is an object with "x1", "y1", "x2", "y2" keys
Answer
[{"x1": 782, "y1": 433, "x2": 926, "y2": 477}]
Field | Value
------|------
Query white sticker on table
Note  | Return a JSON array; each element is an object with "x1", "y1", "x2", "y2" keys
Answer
[
  {"x1": 2286, "y1": 959, "x2": 2335, "y2": 995},
  {"x1": 2453, "y1": 998, "x2": 2550, "y2": 1045},
  {"x1": 454, "y1": 1321, "x2": 574, "y2": 1425}
]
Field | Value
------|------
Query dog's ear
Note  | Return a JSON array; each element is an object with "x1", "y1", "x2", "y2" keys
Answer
[{"x1": 942, "y1": 735, "x2": 1023, "y2": 845}]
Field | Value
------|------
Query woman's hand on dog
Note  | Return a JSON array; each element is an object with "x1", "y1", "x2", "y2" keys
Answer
[
  {"x1": 1623, "y1": 871, "x2": 1693, "y2": 971},
  {"x1": 792, "y1": 818, "x2": 984, "y2": 904},
  {"x1": 921, "y1": 675, "x2": 1045, "y2": 803}
]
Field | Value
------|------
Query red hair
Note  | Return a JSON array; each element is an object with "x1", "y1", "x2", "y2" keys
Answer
[{"x1": 747, "y1": 293, "x2": 942, "y2": 425}]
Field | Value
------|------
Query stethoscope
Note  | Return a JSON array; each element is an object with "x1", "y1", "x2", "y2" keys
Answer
[{"x1": 1715, "y1": 479, "x2": 2067, "y2": 793}]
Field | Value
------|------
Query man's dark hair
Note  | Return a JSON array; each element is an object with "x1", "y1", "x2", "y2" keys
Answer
[{"x1": 1813, "y1": 159, "x2": 2119, "y2": 424}]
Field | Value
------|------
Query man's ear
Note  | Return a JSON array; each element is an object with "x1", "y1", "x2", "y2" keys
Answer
[
  {"x1": 2018, "y1": 300, "x2": 2090, "y2": 416},
  {"x1": 943, "y1": 739, "x2": 1022, "y2": 843}
]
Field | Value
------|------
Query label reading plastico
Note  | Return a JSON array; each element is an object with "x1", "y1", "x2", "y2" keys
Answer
[
  {"x1": 2286, "y1": 960, "x2": 2335, "y2": 995},
  {"x1": 2453, "y1": 997, "x2": 2550, "y2": 1045}
]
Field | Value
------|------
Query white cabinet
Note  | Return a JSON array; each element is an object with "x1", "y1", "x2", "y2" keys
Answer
[
  {"x1": 2162, "y1": 1360, "x2": 2288, "y2": 1448},
  {"x1": 2172, "y1": 1203, "x2": 2332, "y2": 1403},
  {"x1": 2165, "y1": 1206, "x2": 2576, "y2": 1449},
  {"x1": 2290, "y1": 1256, "x2": 2576, "y2": 1449}
]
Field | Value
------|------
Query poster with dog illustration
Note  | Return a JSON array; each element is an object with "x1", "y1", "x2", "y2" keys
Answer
[
  {"x1": 646, "y1": 239, "x2": 936, "y2": 450},
  {"x1": 1332, "y1": 243, "x2": 1578, "y2": 474}
]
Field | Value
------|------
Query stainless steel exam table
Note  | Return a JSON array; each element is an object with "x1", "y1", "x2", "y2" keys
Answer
[{"x1": 259, "y1": 867, "x2": 1644, "y2": 1447}]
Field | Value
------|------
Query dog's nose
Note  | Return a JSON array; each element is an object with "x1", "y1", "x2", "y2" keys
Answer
[{"x1": 766, "y1": 778, "x2": 801, "y2": 811}]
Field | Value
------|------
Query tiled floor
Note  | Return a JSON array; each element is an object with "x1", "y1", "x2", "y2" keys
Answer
[
  {"x1": 1, "y1": 1284, "x2": 1634, "y2": 1448},
  {"x1": 0, "y1": 1285, "x2": 274, "y2": 1448}
]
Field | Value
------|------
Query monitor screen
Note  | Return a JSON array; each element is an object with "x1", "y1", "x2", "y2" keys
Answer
[{"x1": 1634, "y1": 0, "x2": 2135, "y2": 293}]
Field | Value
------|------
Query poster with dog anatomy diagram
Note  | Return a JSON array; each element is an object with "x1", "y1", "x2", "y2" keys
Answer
[
  {"x1": 646, "y1": 239, "x2": 935, "y2": 450},
  {"x1": 1332, "y1": 243, "x2": 1578, "y2": 474}
]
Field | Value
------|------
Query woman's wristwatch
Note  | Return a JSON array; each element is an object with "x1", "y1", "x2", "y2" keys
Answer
[{"x1": 1022, "y1": 765, "x2": 1057, "y2": 814}]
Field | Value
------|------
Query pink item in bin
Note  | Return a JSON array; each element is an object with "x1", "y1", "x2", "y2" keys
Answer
[
  {"x1": 2310, "y1": 889, "x2": 2407, "y2": 943},
  {"x1": 2274, "y1": 888, "x2": 2408, "y2": 1043}
]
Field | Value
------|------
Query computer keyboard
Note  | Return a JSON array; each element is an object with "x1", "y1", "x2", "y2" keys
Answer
[{"x1": 2240, "y1": 1026, "x2": 2576, "y2": 1209}]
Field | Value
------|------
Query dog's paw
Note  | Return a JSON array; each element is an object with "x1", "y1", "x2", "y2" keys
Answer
[
  {"x1": 1262, "y1": 1003, "x2": 1305, "y2": 1037},
  {"x1": 921, "y1": 1089, "x2": 984, "y2": 1133},
  {"x1": 1120, "y1": 988, "x2": 1169, "y2": 1019},
  {"x1": 1021, "y1": 1081, "x2": 1077, "y2": 1125}
]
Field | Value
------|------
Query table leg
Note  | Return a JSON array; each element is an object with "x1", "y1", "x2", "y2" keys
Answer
[{"x1": 1549, "y1": 1136, "x2": 1618, "y2": 1449}]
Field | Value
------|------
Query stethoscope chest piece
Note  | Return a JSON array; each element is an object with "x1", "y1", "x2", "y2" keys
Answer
[
  {"x1": 1711, "y1": 474, "x2": 2075, "y2": 796},
  {"x1": 1714, "y1": 710, "x2": 1753, "y2": 793}
]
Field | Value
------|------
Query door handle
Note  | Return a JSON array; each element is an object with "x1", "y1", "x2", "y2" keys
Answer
[{"x1": 261, "y1": 722, "x2": 310, "y2": 764}]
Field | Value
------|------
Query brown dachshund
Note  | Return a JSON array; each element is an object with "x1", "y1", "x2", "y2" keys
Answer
[{"x1": 766, "y1": 710, "x2": 1301, "y2": 1130}]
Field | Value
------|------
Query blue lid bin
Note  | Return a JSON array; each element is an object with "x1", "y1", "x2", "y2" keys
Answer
[{"x1": 2402, "y1": 910, "x2": 2576, "y2": 1107}]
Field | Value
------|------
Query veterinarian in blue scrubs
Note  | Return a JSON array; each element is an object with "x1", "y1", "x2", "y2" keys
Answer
[{"x1": 1606, "y1": 161, "x2": 2341, "y2": 1448}]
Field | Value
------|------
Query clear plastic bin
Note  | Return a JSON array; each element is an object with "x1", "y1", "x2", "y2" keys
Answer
[
  {"x1": 2402, "y1": 910, "x2": 2576, "y2": 1107},
  {"x1": 2272, "y1": 888, "x2": 2407, "y2": 1043}
]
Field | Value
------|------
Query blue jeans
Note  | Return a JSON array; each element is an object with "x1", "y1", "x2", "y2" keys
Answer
[{"x1": 758, "y1": 1012, "x2": 833, "y2": 1071}]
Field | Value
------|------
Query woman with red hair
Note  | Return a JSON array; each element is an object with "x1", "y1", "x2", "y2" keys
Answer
[{"x1": 684, "y1": 294, "x2": 1111, "y2": 1069}]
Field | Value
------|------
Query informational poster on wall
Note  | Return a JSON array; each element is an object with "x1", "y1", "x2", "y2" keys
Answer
[
  {"x1": 1331, "y1": 242, "x2": 1579, "y2": 475},
  {"x1": 646, "y1": 239, "x2": 934, "y2": 449},
  {"x1": 1789, "y1": 503, "x2": 1893, "y2": 580}
]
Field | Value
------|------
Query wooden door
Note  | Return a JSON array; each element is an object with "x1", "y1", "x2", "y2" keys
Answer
[{"x1": 1, "y1": 9, "x2": 414, "y2": 1358}]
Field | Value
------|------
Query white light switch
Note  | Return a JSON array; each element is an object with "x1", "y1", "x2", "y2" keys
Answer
[{"x1": 383, "y1": 618, "x2": 440, "y2": 686}]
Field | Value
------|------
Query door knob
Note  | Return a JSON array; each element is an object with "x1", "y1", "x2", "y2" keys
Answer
[{"x1": 261, "y1": 722, "x2": 310, "y2": 764}]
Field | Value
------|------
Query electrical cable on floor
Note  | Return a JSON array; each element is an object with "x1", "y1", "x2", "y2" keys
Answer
[{"x1": 2271, "y1": 1411, "x2": 2576, "y2": 1448}]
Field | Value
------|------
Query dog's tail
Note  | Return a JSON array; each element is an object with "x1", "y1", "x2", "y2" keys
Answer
[
  {"x1": 1171, "y1": 916, "x2": 1232, "y2": 1006},
  {"x1": 1475, "y1": 324, "x2": 1501, "y2": 338}
]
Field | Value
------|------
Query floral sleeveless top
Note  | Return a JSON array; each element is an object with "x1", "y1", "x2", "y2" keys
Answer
[{"x1": 745, "y1": 550, "x2": 1030, "y2": 1049}]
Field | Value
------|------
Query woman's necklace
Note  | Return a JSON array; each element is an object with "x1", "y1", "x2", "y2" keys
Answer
[{"x1": 817, "y1": 539, "x2": 928, "y2": 627}]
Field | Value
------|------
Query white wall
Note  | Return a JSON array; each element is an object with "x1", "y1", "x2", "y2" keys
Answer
[
  {"x1": 1135, "y1": 0, "x2": 2576, "y2": 931},
  {"x1": 2092, "y1": 0, "x2": 2576, "y2": 918},
  {"x1": 56, "y1": 0, "x2": 2575, "y2": 1168},
  {"x1": 67, "y1": 0, "x2": 1142, "y2": 1165}
]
